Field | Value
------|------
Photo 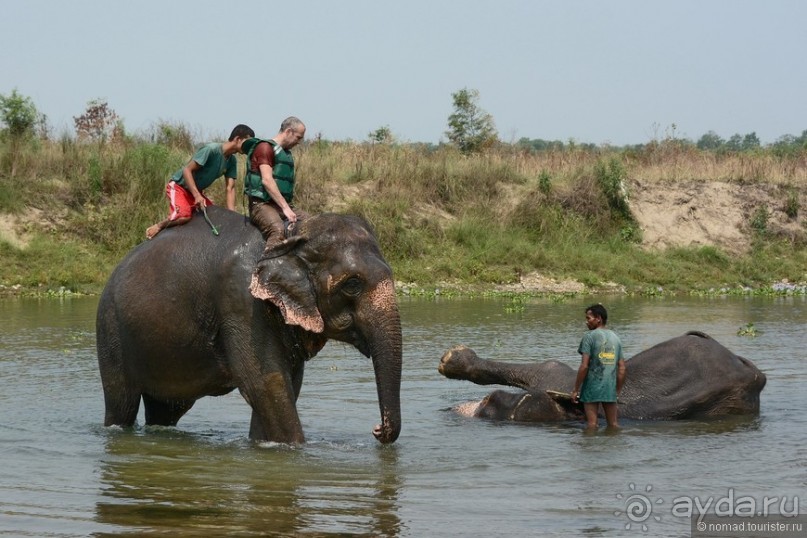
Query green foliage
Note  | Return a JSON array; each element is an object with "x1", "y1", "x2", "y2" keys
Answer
[
  {"x1": 771, "y1": 131, "x2": 807, "y2": 156},
  {"x1": 88, "y1": 155, "x2": 103, "y2": 200},
  {"x1": 0, "y1": 180, "x2": 23, "y2": 212},
  {"x1": 368, "y1": 125, "x2": 393, "y2": 144},
  {"x1": 671, "y1": 246, "x2": 730, "y2": 267},
  {"x1": 692, "y1": 129, "x2": 792, "y2": 154},
  {"x1": 784, "y1": 190, "x2": 800, "y2": 219},
  {"x1": 749, "y1": 205, "x2": 770, "y2": 235},
  {"x1": 0, "y1": 234, "x2": 110, "y2": 292},
  {"x1": 538, "y1": 170, "x2": 552, "y2": 195},
  {"x1": 344, "y1": 197, "x2": 428, "y2": 261},
  {"x1": 517, "y1": 137, "x2": 573, "y2": 152},
  {"x1": 445, "y1": 88, "x2": 498, "y2": 154},
  {"x1": 594, "y1": 156, "x2": 634, "y2": 223},
  {"x1": 724, "y1": 132, "x2": 762, "y2": 152},
  {"x1": 619, "y1": 224, "x2": 642, "y2": 243},
  {"x1": 0, "y1": 89, "x2": 39, "y2": 138},
  {"x1": 737, "y1": 322, "x2": 757, "y2": 337},
  {"x1": 504, "y1": 296, "x2": 527, "y2": 313},
  {"x1": 0, "y1": 89, "x2": 42, "y2": 177},
  {"x1": 696, "y1": 131, "x2": 724, "y2": 150},
  {"x1": 153, "y1": 120, "x2": 194, "y2": 152}
]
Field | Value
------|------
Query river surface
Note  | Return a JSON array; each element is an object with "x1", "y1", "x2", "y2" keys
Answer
[{"x1": 0, "y1": 295, "x2": 804, "y2": 537}]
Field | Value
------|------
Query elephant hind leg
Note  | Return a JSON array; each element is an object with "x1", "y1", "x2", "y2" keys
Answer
[
  {"x1": 103, "y1": 389, "x2": 141, "y2": 427},
  {"x1": 249, "y1": 409, "x2": 268, "y2": 440},
  {"x1": 143, "y1": 394, "x2": 195, "y2": 426}
]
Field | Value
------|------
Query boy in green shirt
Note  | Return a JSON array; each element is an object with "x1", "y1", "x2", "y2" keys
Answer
[
  {"x1": 146, "y1": 124, "x2": 254, "y2": 239},
  {"x1": 571, "y1": 304, "x2": 627, "y2": 429}
]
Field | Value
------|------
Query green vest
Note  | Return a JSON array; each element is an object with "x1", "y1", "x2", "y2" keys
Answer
[{"x1": 242, "y1": 138, "x2": 295, "y2": 203}]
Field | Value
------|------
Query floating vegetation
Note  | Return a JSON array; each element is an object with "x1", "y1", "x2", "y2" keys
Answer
[
  {"x1": 737, "y1": 323, "x2": 758, "y2": 337},
  {"x1": 504, "y1": 296, "x2": 527, "y2": 313}
]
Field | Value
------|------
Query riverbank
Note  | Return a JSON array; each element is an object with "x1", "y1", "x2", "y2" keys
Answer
[{"x1": 1, "y1": 140, "x2": 805, "y2": 297}]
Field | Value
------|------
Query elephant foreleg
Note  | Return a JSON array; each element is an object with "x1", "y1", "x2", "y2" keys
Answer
[{"x1": 242, "y1": 371, "x2": 305, "y2": 444}]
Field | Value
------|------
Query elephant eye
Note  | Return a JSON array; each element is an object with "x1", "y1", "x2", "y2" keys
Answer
[{"x1": 340, "y1": 276, "x2": 364, "y2": 297}]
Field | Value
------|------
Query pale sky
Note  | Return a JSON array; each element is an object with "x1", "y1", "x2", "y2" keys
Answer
[{"x1": 2, "y1": 1, "x2": 805, "y2": 145}]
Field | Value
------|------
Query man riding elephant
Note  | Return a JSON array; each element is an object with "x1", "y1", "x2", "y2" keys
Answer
[{"x1": 242, "y1": 116, "x2": 308, "y2": 255}]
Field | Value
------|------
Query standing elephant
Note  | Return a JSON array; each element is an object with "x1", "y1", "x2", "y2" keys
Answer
[
  {"x1": 438, "y1": 331, "x2": 765, "y2": 423},
  {"x1": 97, "y1": 206, "x2": 401, "y2": 444}
]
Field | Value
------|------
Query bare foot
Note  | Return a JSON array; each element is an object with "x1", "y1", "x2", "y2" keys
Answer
[{"x1": 146, "y1": 224, "x2": 162, "y2": 239}]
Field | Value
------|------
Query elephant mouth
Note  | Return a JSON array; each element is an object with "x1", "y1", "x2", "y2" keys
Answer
[
  {"x1": 328, "y1": 326, "x2": 371, "y2": 358},
  {"x1": 351, "y1": 333, "x2": 371, "y2": 358},
  {"x1": 323, "y1": 313, "x2": 371, "y2": 356}
]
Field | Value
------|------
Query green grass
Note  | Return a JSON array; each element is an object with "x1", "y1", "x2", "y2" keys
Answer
[{"x1": 1, "y1": 135, "x2": 806, "y2": 296}]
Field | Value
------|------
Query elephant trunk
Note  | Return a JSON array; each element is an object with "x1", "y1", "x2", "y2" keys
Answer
[{"x1": 365, "y1": 279, "x2": 402, "y2": 444}]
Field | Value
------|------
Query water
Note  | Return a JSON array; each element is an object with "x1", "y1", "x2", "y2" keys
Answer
[{"x1": 1, "y1": 295, "x2": 805, "y2": 537}]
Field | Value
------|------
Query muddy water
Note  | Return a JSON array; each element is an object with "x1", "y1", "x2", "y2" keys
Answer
[{"x1": 0, "y1": 295, "x2": 804, "y2": 537}]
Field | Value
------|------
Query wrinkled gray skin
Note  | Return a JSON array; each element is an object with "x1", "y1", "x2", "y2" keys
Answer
[
  {"x1": 97, "y1": 206, "x2": 401, "y2": 444},
  {"x1": 439, "y1": 331, "x2": 765, "y2": 422}
]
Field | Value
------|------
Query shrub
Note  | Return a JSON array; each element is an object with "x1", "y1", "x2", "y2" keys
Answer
[
  {"x1": 594, "y1": 156, "x2": 633, "y2": 222},
  {"x1": 750, "y1": 205, "x2": 770, "y2": 235},
  {"x1": 784, "y1": 190, "x2": 800, "y2": 219},
  {"x1": 538, "y1": 170, "x2": 552, "y2": 195},
  {"x1": 153, "y1": 121, "x2": 195, "y2": 152}
]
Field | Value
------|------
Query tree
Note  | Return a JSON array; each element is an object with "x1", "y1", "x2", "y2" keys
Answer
[
  {"x1": 445, "y1": 88, "x2": 498, "y2": 153},
  {"x1": 74, "y1": 98, "x2": 121, "y2": 143},
  {"x1": 0, "y1": 89, "x2": 38, "y2": 139},
  {"x1": 725, "y1": 134, "x2": 743, "y2": 152},
  {"x1": 741, "y1": 132, "x2": 760, "y2": 151},
  {"x1": 696, "y1": 130, "x2": 724, "y2": 151},
  {"x1": 0, "y1": 89, "x2": 41, "y2": 177},
  {"x1": 368, "y1": 125, "x2": 393, "y2": 144}
]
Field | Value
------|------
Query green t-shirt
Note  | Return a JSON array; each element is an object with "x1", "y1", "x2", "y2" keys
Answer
[
  {"x1": 578, "y1": 328, "x2": 624, "y2": 403},
  {"x1": 172, "y1": 142, "x2": 238, "y2": 191}
]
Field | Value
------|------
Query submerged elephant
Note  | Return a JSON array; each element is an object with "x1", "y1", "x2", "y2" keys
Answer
[
  {"x1": 438, "y1": 331, "x2": 765, "y2": 422},
  {"x1": 97, "y1": 206, "x2": 401, "y2": 444}
]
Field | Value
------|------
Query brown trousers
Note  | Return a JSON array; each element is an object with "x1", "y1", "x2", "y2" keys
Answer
[{"x1": 248, "y1": 197, "x2": 309, "y2": 252}]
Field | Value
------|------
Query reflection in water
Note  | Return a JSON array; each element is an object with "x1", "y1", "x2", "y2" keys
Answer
[
  {"x1": 619, "y1": 414, "x2": 763, "y2": 437},
  {"x1": 95, "y1": 430, "x2": 402, "y2": 537}
]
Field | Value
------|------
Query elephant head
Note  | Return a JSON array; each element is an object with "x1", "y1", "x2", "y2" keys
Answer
[{"x1": 249, "y1": 214, "x2": 402, "y2": 444}]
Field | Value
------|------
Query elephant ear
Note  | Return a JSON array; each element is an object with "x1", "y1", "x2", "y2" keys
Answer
[{"x1": 249, "y1": 237, "x2": 325, "y2": 333}]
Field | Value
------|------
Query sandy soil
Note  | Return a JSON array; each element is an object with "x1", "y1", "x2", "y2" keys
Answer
[
  {"x1": 0, "y1": 207, "x2": 42, "y2": 248},
  {"x1": 628, "y1": 179, "x2": 802, "y2": 253},
  {"x1": 497, "y1": 179, "x2": 804, "y2": 293}
]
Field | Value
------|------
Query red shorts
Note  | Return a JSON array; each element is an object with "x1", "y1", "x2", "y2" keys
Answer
[{"x1": 165, "y1": 181, "x2": 213, "y2": 221}]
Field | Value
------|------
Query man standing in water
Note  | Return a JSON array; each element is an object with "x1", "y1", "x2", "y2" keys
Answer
[{"x1": 571, "y1": 304, "x2": 626, "y2": 429}]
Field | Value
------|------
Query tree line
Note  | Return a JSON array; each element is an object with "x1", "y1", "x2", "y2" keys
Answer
[{"x1": 3, "y1": 87, "x2": 806, "y2": 160}]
